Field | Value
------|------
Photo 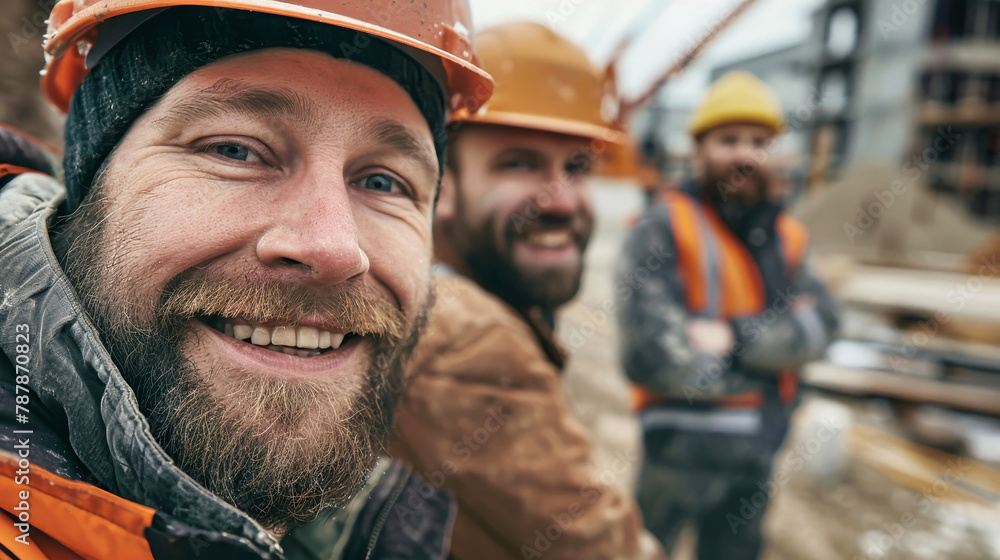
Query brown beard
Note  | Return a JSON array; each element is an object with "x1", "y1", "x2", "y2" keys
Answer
[
  {"x1": 52, "y1": 180, "x2": 429, "y2": 533},
  {"x1": 451, "y1": 185, "x2": 592, "y2": 311},
  {"x1": 703, "y1": 160, "x2": 769, "y2": 205}
]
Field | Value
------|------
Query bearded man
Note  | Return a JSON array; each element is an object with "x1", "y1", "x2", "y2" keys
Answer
[
  {"x1": 0, "y1": 1, "x2": 492, "y2": 558},
  {"x1": 389, "y1": 22, "x2": 660, "y2": 560},
  {"x1": 617, "y1": 71, "x2": 839, "y2": 559}
]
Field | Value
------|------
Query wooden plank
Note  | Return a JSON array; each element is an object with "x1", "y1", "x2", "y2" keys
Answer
[
  {"x1": 803, "y1": 362, "x2": 1000, "y2": 416},
  {"x1": 835, "y1": 265, "x2": 1000, "y2": 323},
  {"x1": 920, "y1": 336, "x2": 1000, "y2": 365},
  {"x1": 851, "y1": 424, "x2": 1000, "y2": 505}
]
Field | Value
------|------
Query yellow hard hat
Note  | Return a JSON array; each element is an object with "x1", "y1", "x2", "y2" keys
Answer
[
  {"x1": 451, "y1": 21, "x2": 625, "y2": 147},
  {"x1": 688, "y1": 71, "x2": 785, "y2": 138}
]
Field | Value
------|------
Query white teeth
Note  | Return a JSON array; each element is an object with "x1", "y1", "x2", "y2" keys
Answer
[
  {"x1": 251, "y1": 327, "x2": 271, "y2": 346},
  {"x1": 296, "y1": 326, "x2": 319, "y2": 349},
  {"x1": 329, "y1": 333, "x2": 345, "y2": 350},
  {"x1": 271, "y1": 326, "x2": 296, "y2": 347},
  {"x1": 222, "y1": 319, "x2": 348, "y2": 353},
  {"x1": 526, "y1": 230, "x2": 573, "y2": 249},
  {"x1": 233, "y1": 324, "x2": 253, "y2": 341}
]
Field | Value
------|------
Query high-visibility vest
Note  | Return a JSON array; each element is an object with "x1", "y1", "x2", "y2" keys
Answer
[
  {"x1": 0, "y1": 453, "x2": 158, "y2": 559},
  {"x1": 631, "y1": 189, "x2": 809, "y2": 411}
]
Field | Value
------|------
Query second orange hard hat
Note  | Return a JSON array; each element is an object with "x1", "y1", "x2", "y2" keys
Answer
[{"x1": 451, "y1": 21, "x2": 625, "y2": 147}]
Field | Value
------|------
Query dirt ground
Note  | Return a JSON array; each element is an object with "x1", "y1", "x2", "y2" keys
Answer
[
  {"x1": 761, "y1": 394, "x2": 1000, "y2": 560},
  {"x1": 556, "y1": 181, "x2": 1000, "y2": 560}
]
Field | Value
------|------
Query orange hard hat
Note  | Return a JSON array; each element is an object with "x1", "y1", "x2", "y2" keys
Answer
[
  {"x1": 41, "y1": 0, "x2": 494, "y2": 114},
  {"x1": 451, "y1": 21, "x2": 625, "y2": 149}
]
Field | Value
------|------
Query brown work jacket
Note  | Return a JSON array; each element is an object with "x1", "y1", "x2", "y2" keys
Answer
[{"x1": 389, "y1": 273, "x2": 646, "y2": 560}]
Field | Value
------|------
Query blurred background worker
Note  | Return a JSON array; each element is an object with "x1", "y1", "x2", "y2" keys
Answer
[
  {"x1": 615, "y1": 71, "x2": 839, "y2": 559},
  {"x1": 389, "y1": 22, "x2": 662, "y2": 560}
]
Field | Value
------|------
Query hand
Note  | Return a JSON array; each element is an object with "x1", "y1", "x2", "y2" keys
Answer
[
  {"x1": 685, "y1": 319, "x2": 735, "y2": 355},
  {"x1": 791, "y1": 294, "x2": 816, "y2": 315}
]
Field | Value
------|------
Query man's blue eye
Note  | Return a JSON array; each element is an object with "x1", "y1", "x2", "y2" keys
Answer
[
  {"x1": 360, "y1": 174, "x2": 397, "y2": 193},
  {"x1": 214, "y1": 144, "x2": 251, "y2": 161}
]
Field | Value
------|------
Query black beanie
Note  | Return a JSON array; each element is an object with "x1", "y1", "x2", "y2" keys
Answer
[{"x1": 62, "y1": 6, "x2": 447, "y2": 214}]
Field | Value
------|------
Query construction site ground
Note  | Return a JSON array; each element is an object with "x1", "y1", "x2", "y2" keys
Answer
[{"x1": 557, "y1": 181, "x2": 1000, "y2": 560}]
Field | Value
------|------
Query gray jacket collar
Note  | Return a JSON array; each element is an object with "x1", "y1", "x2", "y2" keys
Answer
[{"x1": 0, "y1": 174, "x2": 280, "y2": 555}]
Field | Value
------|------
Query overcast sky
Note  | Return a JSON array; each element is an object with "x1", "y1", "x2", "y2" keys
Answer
[{"x1": 469, "y1": 0, "x2": 826, "y2": 107}]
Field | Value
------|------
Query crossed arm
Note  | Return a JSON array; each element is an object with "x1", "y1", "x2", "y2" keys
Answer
[{"x1": 615, "y1": 207, "x2": 838, "y2": 399}]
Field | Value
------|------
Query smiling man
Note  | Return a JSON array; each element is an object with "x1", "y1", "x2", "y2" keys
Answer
[
  {"x1": 617, "y1": 71, "x2": 838, "y2": 559},
  {"x1": 389, "y1": 22, "x2": 659, "y2": 560},
  {"x1": 0, "y1": 2, "x2": 491, "y2": 558}
]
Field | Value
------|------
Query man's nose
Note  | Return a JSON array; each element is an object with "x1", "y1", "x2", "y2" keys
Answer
[
  {"x1": 536, "y1": 171, "x2": 583, "y2": 216},
  {"x1": 734, "y1": 142, "x2": 764, "y2": 167},
  {"x1": 255, "y1": 175, "x2": 369, "y2": 285}
]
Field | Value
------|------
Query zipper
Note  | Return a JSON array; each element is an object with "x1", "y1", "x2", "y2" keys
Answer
[{"x1": 364, "y1": 466, "x2": 409, "y2": 560}]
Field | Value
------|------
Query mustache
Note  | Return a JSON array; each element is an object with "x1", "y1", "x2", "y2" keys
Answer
[
  {"x1": 156, "y1": 271, "x2": 405, "y2": 340},
  {"x1": 511, "y1": 212, "x2": 588, "y2": 236},
  {"x1": 525, "y1": 213, "x2": 573, "y2": 228}
]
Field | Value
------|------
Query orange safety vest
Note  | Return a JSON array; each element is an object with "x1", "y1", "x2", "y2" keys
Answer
[
  {"x1": 0, "y1": 452, "x2": 157, "y2": 560},
  {"x1": 0, "y1": 165, "x2": 46, "y2": 181},
  {"x1": 631, "y1": 189, "x2": 810, "y2": 411}
]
